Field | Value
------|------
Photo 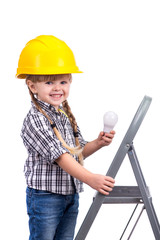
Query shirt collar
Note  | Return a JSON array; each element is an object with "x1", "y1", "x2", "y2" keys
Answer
[{"x1": 31, "y1": 99, "x2": 63, "y2": 115}]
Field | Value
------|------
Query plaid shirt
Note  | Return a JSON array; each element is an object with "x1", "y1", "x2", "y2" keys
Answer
[{"x1": 21, "y1": 100, "x2": 87, "y2": 195}]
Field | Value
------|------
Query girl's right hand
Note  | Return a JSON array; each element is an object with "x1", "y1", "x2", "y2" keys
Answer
[{"x1": 87, "y1": 174, "x2": 115, "y2": 195}]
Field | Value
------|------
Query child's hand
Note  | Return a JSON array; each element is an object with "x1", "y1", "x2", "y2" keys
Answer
[
  {"x1": 87, "y1": 174, "x2": 115, "y2": 195},
  {"x1": 97, "y1": 130, "x2": 115, "y2": 148}
]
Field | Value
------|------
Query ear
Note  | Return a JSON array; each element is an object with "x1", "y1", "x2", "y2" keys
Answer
[
  {"x1": 69, "y1": 74, "x2": 72, "y2": 83},
  {"x1": 26, "y1": 80, "x2": 37, "y2": 94}
]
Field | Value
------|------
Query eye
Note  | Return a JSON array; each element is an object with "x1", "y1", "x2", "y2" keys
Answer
[
  {"x1": 60, "y1": 81, "x2": 67, "y2": 85},
  {"x1": 45, "y1": 81, "x2": 53, "y2": 85}
]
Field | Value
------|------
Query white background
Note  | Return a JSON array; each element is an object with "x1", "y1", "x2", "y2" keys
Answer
[{"x1": 1, "y1": 0, "x2": 160, "y2": 239}]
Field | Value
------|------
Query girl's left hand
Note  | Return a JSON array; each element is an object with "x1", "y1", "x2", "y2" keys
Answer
[{"x1": 97, "y1": 130, "x2": 115, "y2": 147}]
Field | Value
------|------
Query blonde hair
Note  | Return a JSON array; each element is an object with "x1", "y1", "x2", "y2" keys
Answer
[{"x1": 26, "y1": 74, "x2": 83, "y2": 165}]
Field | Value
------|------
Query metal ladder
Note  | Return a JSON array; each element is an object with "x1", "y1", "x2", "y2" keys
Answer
[{"x1": 75, "y1": 96, "x2": 160, "y2": 240}]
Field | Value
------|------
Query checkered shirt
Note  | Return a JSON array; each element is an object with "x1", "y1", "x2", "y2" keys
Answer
[{"x1": 21, "y1": 100, "x2": 87, "y2": 195}]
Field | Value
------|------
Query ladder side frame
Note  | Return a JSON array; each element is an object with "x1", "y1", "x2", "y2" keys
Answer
[{"x1": 128, "y1": 145, "x2": 160, "y2": 239}]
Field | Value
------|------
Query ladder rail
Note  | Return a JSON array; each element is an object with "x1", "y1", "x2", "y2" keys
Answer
[
  {"x1": 119, "y1": 204, "x2": 139, "y2": 240},
  {"x1": 127, "y1": 205, "x2": 145, "y2": 240},
  {"x1": 128, "y1": 145, "x2": 160, "y2": 239}
]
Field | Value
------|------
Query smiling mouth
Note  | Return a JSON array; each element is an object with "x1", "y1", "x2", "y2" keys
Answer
[{"x1": 50, "y1": 94, "x2": 63, "y2": 100}]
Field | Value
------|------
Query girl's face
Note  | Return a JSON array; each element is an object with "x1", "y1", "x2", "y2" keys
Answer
[{"x1": 27, "y1": 74, "x2": 71, "y2": 110}]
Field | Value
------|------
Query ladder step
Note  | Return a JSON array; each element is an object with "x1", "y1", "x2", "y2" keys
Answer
[{"x1": 101, "y1": 186, "x2": 147, "y2": 204}]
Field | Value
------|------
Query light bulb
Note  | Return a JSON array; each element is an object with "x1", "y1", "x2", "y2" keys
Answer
[{"x1": 103, "y1": 111, "x2": 118, "y2": 133}]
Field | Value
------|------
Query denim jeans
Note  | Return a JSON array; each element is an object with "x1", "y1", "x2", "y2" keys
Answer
[{"x1": 26, "y1": 187, "x2": 79, "y2": 240}]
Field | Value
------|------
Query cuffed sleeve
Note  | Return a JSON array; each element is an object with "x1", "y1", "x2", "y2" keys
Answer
[{"x1": 21, "y1": 113, "x2": 69, "y2": 164}]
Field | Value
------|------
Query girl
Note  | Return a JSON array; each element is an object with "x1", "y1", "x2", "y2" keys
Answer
[{"x1": 17, "y1": 35, "x2": 115, "y2": 240}]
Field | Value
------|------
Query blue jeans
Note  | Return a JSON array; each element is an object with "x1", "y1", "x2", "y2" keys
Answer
[{"x1": 26, "y1": 187, "x2": 79, "y2": 240}]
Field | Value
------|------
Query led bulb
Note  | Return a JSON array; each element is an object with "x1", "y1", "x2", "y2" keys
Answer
[{"x1": 103, "y1": 111, "x2": 118, "y2": 133}]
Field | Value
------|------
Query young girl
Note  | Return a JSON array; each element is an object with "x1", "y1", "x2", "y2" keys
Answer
[{"x1": 16, "y1": 35, "x2": 115, "y2": 240}]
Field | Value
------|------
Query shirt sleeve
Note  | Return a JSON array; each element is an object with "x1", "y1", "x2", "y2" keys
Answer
[
  {"x1": 77, "y1": 125, "x2": 88, "y2": 148},
  {"x1": 21, "y1": 113, "x2": 69, "y2": 164}
]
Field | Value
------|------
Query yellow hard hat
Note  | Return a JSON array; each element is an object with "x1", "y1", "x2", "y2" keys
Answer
[{"x1": 16, "y1": 35, "x2": 82, "y2": 79}]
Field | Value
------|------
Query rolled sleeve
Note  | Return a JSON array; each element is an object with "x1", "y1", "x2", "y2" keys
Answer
[
  {"x1": 77, "y1": 126, "x2": 88, "y2": 148},
  {"x1": 21, "y1": 114, "x2": 69, "y2": 164}
]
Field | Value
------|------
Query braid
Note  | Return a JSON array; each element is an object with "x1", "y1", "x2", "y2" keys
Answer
[
  {"x1": 62, "y1": 100, "x2": 77, "y2": 132},
  {"x1": 62, "y1": 100, "x2": 84, "y2": 165}
]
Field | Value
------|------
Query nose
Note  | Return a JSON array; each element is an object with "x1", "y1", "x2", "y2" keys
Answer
[{"x1": 53, "y1": 82, "x2": 60, "y2": 91}]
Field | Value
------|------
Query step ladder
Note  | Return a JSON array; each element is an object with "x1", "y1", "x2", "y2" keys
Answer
[{"x1": 75, "y1": 96, "x2": 160, "y2": 240}]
